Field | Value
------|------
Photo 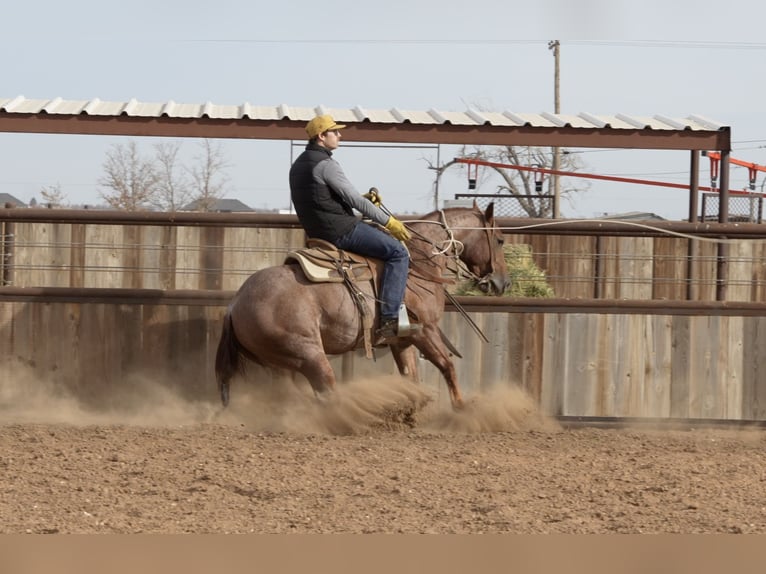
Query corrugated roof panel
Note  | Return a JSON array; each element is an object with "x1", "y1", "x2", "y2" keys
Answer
[
  {"x1": 280, "y1": 105, "x2": 317, "y2": 121},
  {"x1": 201, "y1": 102, "x2": 241, "y2": 119},
  {"x1": 97, "y1": 100, "x2": 129, "y2": 115},
  {"x1": 587, "y1": 113, "x2": 645, "y2": 129},
  {"x1": 513, "y1": 113, "x2": 559, "y2": 127},
  {"x1": 168, "y1": 102, "x2": 203, "y2": 118},
  {"x1": 540, "y1": 112, "x2": 596, "y2": 129},
  {"x1": 615, "y1": 114, "x2": 665, "y2": 130},
  {"x1": 4, "y1": 97, "x2": 48, "y2": 113},
  {"x1": 577, "y1": 113, "x2": 612, "y2": 128},
  {"x1": 316, "y1": 107, "x2": 361, "y2": 123},
  {"x1": 83, "y1": 98, "x2": 115, "y2": 115},
  {"x1": 465, "y1": 109, "x2": 490, "y2": 125},
  {"x1": 501, "y1": 111, "x2": 531, "y2": 126},
  {"x1": 387, "y1": 108, "x2": 432, "y2": 124},
  {"x1": 475, "y1": 111, "x2": 516, "y2": 126},
  {"x1": 121, "y1": 100, "x2": 164, "y2": 116},
  {"x1": 653, "y1": 115, "x2": 691, "y2": 130},
  {"x1": 41, "y1": 97, "x2": 63, "y2": 113},
  {"x1": 46, "y1": 99, "x2": 90, "y2": 114},
  {"x1": 239, "y1": 104, "x2": 277, "y2": 120},
  {"x1": 432, "y1": 110, "x2": 476, "y2": 125},
  {"x1": 688, "y1": 114, "x2": 725, "y2": 131}
]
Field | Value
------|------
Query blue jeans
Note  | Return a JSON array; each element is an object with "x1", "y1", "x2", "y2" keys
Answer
[{"x1": 334, "y1": 222, "x2": 409, "y2": 320}]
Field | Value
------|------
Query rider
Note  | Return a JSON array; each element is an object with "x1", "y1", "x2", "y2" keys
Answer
[{"x1": 289, "y1": 114, "x2": 411, "y2": 340}]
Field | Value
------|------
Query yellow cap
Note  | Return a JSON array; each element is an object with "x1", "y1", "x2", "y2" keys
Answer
[{"x1": 305, "y1": 115, "x2": 347, "y2": 139}]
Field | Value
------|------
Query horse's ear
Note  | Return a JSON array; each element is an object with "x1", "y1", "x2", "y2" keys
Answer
[
  {"x1": 472, "y1": 199, "x2": 479, "y2": 210},
  {"x1": 484, "y1": 201, "x2": 495, "y2": 224}
]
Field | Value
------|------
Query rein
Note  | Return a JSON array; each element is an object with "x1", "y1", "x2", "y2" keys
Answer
[
  {"x1": 406, "y1": 210, "x2": 498, "y2": 286},
  {"x1": 403, "y1": 210, "x2": 492, "y2": 343}
]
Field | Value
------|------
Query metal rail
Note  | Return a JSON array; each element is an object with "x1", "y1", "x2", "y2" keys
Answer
[
  {"x1": 2, "y1": 287, "x2": 766, "y2": 316},
  {"x1": 2, "y1": 208, "x2": 766, "y2": 239},
  {"x1": 557, "y1": 416, "x2": 766, "y2": 431}
]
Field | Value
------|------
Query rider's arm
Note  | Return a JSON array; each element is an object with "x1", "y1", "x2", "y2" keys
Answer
[{"x1": 315, "y1": 160, "x2": 390, "y2": 227}]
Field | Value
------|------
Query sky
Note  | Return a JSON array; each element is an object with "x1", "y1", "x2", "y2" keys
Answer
[{"x1": 3, "y1": 0, "x2": 766, "y2": 220}]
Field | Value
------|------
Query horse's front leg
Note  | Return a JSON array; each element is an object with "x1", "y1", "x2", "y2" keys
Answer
[
  {"x1": 411, "y1": 325, "x2": 464, "y2": 410},
  {"x1": 390, "y1": 343, "x2": 420, "y2": 384}
]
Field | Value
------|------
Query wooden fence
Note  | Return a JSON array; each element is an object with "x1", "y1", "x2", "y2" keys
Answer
[
  {"x1": 1, "y1": 293, "x2": 765, "y2": 419},
  {"x1": 2, "y1": 211, "x2": 766, "y2": 420},
  {"x1": 3, "y1": 215, "x2": 766, "y2": 302}
]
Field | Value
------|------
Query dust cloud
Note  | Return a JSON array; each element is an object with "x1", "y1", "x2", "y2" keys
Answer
[
  {"x1": 420, "y1": 384, "x2": 561, "y2": 433},
  {"x1": 0, "y1": 361, "x2": 556, "y2": 435},
  {"x1": 0, "y1": 361, "x2": 219, "y2": 427}
]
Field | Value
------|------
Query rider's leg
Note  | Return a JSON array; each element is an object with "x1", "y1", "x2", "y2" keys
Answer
[{"x1": 334, "y1": 222, "x2": 409, "y2": 327}]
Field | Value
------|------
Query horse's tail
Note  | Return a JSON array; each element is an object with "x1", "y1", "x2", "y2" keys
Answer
[{"x1": 215, "y1": 307, "x2": 242, "y2": 407}]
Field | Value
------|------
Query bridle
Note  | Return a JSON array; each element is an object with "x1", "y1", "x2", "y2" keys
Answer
[{"x1": 405, "y1": 208, "x2": 500, "y2": 291}]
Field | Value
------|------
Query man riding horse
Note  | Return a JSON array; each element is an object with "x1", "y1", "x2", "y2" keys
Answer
[{"x1": 289, "y1": 114, "x2": 412, "y2": 342}]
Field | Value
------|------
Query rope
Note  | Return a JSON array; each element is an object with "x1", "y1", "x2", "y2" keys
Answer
[
  {"x1": 404, "y1": 218, "x2": 464, "y2": 256},
  {"x1": 404, "y1": 215, "x2": 481, "y2": 284},
  {"x1": 409, "y1": 218, "x2": 766, "y2": 245}
]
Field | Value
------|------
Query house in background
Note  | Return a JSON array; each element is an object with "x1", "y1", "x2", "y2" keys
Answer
[
  {"x1": 597, "y1": 211, "x2": 666, "y2": 221},
  {"x1": 181, "y1": 198, "x2": 254, "y2": 213},
  {"x1": 0, "y1": 193, "x2": 27, "y2": 208}
]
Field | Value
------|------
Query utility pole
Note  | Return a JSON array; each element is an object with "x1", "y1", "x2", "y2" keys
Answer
[{"x1": 548, "y1": 40, "x2": 561, "y2": 218}]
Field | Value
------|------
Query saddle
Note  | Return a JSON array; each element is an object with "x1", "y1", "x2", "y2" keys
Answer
[
  {"x1": 286, "y1": 238, "x2": 374, "y2": 283},
  {"x1": 285, "y1": 238, "x2": 382, "y2": 358}
]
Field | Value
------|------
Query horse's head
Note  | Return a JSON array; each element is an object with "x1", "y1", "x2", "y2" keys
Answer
[{"x1": 458, "y1": 202, "x2": 510, "y2": 296}]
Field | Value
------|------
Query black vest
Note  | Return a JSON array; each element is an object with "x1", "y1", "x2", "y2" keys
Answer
[{"x1": 289, "y1": 144, "x2": 357, "y2": 242}]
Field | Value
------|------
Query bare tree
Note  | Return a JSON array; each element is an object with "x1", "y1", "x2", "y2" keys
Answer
[
  {"x1": 428, "y1": 145, "x2": 588, "y2": 217},
  {"x1": 98, "y1": 141, "x2": 159, "y2": 211},
  {"x1": 152, "y1": 141, "x2": 191, "y2": 211},
  {"x1": 39, "y1": 182, "x2": 67, "y2": 207},
  {"x1": 187, "y1": 140, "x2": 230, "y2": 211}
]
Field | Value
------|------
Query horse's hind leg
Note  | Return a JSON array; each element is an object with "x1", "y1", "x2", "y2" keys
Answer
[{"x1": 298, "y1": 351, "x2": 337, "y2": 401}]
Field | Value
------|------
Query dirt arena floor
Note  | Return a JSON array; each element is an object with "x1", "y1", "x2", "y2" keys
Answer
[{"x1": 1, "y1": 366, "x2": 765, "y2": 534}]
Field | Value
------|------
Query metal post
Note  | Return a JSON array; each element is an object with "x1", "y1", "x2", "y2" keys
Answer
[
  {"x1": 716, "y1": 150, "x2": 731, "y2": 301},
  {"x1": 2, "y1": 203, "x2": 14, "y2": 287},
  {"x1": 719, "y1": 150, "x2": 730, "y2": 223},
  {"x1": 686, "y1": 150, "x2": 700, "y2": 300},
  {"x1": 549, "y1": 40, "x2": 561, "y2": 219},
  {"x1": 434, "y1": 144, "x2": 441, "y2": 210},
  {"x1": 288, "y1": 140, "x2": 295, "y2": 214}
]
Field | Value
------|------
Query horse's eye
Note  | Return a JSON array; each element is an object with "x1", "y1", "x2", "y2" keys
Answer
[{"x1": 496, "y1": 237, "x2": 504, "y2": 246}]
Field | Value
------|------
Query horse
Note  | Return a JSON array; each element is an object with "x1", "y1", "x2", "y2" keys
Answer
[{"x1": 214, "y1": 202, "x2": 509, "y2": 410}]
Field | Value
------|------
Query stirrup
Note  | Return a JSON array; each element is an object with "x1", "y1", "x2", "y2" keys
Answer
[{"x1": 396, "y1": 303, "x2": 416, "y2": 337}]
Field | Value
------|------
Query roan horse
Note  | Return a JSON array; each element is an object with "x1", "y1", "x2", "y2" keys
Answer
[{"x1": 215, "y1": 202, "x2": 509, "y2": 410}]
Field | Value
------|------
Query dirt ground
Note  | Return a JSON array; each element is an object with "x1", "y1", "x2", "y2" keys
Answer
[{"x1": 1, "y1": 366, "x2": 765, "y2": 534}]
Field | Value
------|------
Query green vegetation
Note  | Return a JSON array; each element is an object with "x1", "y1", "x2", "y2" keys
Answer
[{"x1": 454, "y1": 243, "x2": 555, "y2": 298}]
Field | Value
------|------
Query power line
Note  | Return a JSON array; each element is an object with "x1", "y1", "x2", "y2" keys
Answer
[
  {"x1": 567, "y1": 40, "x2": 766, "y2": 50},
  {"x1": 182, "y1": 39, "x2": 766, "y2": 50}
]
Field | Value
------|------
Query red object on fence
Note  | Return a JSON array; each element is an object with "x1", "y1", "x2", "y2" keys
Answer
[{"x1": 454, "y1": 156, "x2": 766, "y2": 197}]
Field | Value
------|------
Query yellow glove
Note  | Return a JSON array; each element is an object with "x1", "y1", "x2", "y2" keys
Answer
[
  {"x1": 363, "y1": 187, "x2": 383, "y2": 207},
  {"x1": 385, "y1": 216, "x2": 411, "y2": 242}
]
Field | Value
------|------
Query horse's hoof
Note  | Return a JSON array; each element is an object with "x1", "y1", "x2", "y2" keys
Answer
[
  {"x1": 315, "y1": 389, "x2": 338, "y2": 406},
  {"x1": 451, "y1": 399, "x2": 466, "y2": 411}
]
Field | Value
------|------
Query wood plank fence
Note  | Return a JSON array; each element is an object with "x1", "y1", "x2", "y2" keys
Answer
[
  {"x1": 2, "y1": 211, "x2": 766, "y2": 420},
  {"x1": 2, "y1": 292, "x2": 765, "y2": 420},
  {"x1": 4, "y1": 215, "x2": 766, "y2": 302}
]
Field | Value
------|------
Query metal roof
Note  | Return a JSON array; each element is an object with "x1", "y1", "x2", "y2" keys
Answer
[
  {"x1": 0, "y1": 95, "x2": 726, "y2": 130},
  {"x1": 0, "y1": 95, "x2": 730, "y2": 152}
]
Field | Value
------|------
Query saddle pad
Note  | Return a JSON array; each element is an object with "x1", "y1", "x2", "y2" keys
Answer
[{"x1": 286, "y1": 248, "x2": 373, "y2": 283}]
